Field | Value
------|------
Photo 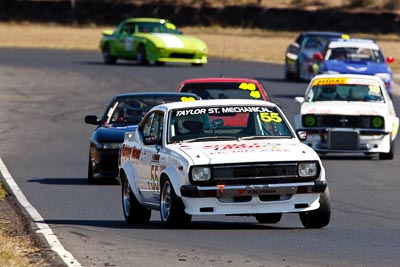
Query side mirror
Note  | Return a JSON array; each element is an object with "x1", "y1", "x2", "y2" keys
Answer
[
  {"x1": 143, "y1": 135, "x2": 157, "y2": 145},
  {"x1": 297, "y1": 130, "x2": 307, "y2": 141},
  {"x1": 313, "y1": 52, "x2": 324, "y2": 61},
  {"x1": 295, "y1": 96, "x2": 305, "y2": 104},
  {"x1": 85, "y1": 115, "x2": 100, "y2": 125},
  {"x1": 386, "y1": 56, "x2": 395, "y2": 64}
]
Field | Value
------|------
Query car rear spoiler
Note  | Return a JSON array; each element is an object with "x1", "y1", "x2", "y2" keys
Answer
[{"x1": 102, "y1": 29, "x2": 114, "y2": 36}]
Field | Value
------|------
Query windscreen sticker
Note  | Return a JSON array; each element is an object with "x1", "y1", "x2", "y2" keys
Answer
[
  {"x1": 180, "y1": 96, "x2": 196, "y2": 102},
  {"x1": 249, "y1": 90, "x2": 261, "y2": 99},
  {"x1": 313, "y1": 78, "x2": 380, "y2": 87},
  {"x1": 260, "y1": 112, "x2": 282, "y2": 123},
  {"x1": 166, "y1": 23, "x2": 176, "y2": 30},
  {"x1": 175, "y1": 106, "x2": 273, "y2": 116},
  {"x1": 239, "y1": 82, "x2": 256, "y2": 91},
  {"x1": 238, "y1": 83, "x2": 261, "y2": 99},
  {"x1": 312, "y1": 78, "x2": 349, "y2": 86}
]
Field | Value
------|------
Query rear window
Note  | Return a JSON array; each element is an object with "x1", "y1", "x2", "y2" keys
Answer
[{"x1": 180, "y1": 82, "x2": 265, "y2": 100}]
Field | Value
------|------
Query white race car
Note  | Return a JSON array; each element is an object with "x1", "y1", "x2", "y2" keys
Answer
[
  {"x1": 118, "y1": 99, "x2": 330, "y2": 228},
  {"x1": 295, "y1": 74, "x2": 399, "y2": 159}
]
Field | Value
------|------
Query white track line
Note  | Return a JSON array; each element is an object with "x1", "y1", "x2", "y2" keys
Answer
[{"x1": 0, "y1": 157, "x2": 82, "y2": 267}]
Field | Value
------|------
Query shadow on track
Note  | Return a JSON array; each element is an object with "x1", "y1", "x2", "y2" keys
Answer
[
  {"x1": 43, "y1": 218, "x2": 302, "y2": 230},
  {"x1": 27, "y1": 177, "x2": 119, "y2": 185}
]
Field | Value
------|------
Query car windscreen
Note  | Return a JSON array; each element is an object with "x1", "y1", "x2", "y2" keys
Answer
[
  {"x1": 105, "y1": 95, "x2": 197, "y2": 126},
  {"x1": 306, "y1": 84, "x2": 384, "y2": 102},
  {"x1": 326, "y1": 47, "x2": 385, "y2": 62},
  {"x1": 168, "y1": 105, "x2": 293, "y2": 143},
  {"x1": 136, "y1": 22, "x2": 180, "y2": 34},
  {"x1": 179, "y1": 82, "x2": 265, "y2": 100}
]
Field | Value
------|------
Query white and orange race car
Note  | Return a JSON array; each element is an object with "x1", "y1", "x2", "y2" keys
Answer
[
  {"x1": 118, "y1": 99, "x2": 330, "y2": 228},
  {"x1": 295, "y1": 74, "x2": 399, "y2": 159}
]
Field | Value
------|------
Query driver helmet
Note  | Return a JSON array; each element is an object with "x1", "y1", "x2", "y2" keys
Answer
[
  {"x1": 320, "y1": 86, "x2": 337, "y2": 100},
  {"x1": 123, "y1": 100, "x2": 142, "y2": 122}
]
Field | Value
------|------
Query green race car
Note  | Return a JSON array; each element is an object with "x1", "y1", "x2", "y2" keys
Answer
[{"x1": 99, "y1": 18, "x2": 208, "y2": 66}]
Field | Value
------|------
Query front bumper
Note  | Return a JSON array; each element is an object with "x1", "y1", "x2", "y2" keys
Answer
[
  {"x1": 180, "y1": 181, "x2": 327, "y2": 215},
  {"x1": 91, "y1": 149, "x2": 119, "y2": 178},
  {"x1": 299, "y1": 128, "x2": 391, "y2": 154}
]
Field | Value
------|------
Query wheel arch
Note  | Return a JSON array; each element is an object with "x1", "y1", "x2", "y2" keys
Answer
[
  {"x1": 119, "y1": 162, "x2": 141, "y2": 200},
  {"x1": 160, "y1": 166, "x2": 183, "y2": 197},
  {"x1": 102, "y1": 41, "x2": 116, "y2": 56}
]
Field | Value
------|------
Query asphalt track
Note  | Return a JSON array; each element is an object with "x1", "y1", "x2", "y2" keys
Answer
[{"x1": 0, "y1": 47, "x2": 399, "y2": 267}]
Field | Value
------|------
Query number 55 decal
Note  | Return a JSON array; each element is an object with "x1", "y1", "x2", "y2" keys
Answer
[
  {"x1": 150, "y1": 165, "x2": 160, "y2": 191},
  {"x1": 260, "y1": 112, "x2": 282, "y2": 123}
]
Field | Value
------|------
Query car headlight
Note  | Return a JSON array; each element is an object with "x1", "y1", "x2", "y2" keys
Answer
[
  {"x1": 298, "y1": 162, "x2": 318, "y2": 177},
  {"x1": 94, "y1": 142, "x2": 121, "y2": 150},
  {"x1": 303, "y1": 114, "x2": 316, "y2": 127},
  {"x1": 371, "y1": 116, "x2": 384, "y2": 129},
  {"x1": 191, "y1": 166, "x2": 211, "y2": 181}
]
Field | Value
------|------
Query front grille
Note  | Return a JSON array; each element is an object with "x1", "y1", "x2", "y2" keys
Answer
[
  {"x1": 213, "y1": 164, "x2": 297, "y2": 179},
  {"x1": 303, "y1": 115, "x2": 384, "y2": 129},
  {"x1": 190, "y1": 162, "x2": 319, "y2": 185},
  {"x1": 170, "y1": 53, "x2": 195, "y2": 59}
]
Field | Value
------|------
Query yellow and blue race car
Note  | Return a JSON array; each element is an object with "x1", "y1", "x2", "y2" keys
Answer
[{"x1": 99, "y1": 18, "x2": 208, "y2": 66}]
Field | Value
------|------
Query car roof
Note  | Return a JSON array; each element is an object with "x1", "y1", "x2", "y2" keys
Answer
[
  {"x1": 327, "y1": 38, "x2": 380, "y2": 50},
  {"x1": 301, "y1": 31, "x2": 344, "y2": 36},
  {"x1": 155, "y1": 99, "x2": 277, "y2": 111},
  {"x1": 114, "y1": 92, "x2": 200, "y2": 100},
  {"x1": 123, "y1": 18, "x2": 170, "y2": 23},
  {"x1": 178, "y1": 77, "x2": 263, "y2": 84}
]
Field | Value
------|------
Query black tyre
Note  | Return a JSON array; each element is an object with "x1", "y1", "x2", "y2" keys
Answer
[
  {"x1": 255, "y1": 213, "x2": 282, "y2": 224},
  {"x1": 102, "y1": 43, "x2": 117, "y2": 64},
  {"x1": 191, "y1": 63, "x2": 203, "y2": 67},
  {"x1": 299, "y1": 188, "x2": 331, "y2": 229},
  {"x1": 160, "y1": 178, "x2": 191, "y2": 228},
  {"x1": 87, "y1": 155, "x2": 95, "y2": 185},
  {"x1": 136, "y1": 45, "x2": 148, "y2": 65},
  {"x1": 122, "y1": 175, "x2": 151, "y2": 224},
  {"x1": 379, "y1": 140, "x2": 394, "y2": 160}
]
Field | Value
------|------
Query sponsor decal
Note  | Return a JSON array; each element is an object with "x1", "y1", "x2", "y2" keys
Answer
[
  {"x1": 313, "y1": 78, "x2": 349, "y2": 86},
  {"x1": 131, "y1": 147, "x2": 141, "y2": 160},
  {"x1": 180, "y1": 96, "x2": 196, "y2": 102},
  {"x1": 202, "y1": 143, "x2": 290, "y2": 155},
  {"x1": 238, "y1": 82, "x2": 261, "y2": 99},
  {"x1": 175, "y1": 106, "x2": 274, "y2": 116},
  {"x1": 124, "y1": 37, "x2": 134, "y2": 50},
  {"x1": 313, "y1": 78, "x2": 380, "y2": 87}
]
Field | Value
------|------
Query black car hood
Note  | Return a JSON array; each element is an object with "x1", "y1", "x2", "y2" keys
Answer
[{"x1": 95, "y1": 125, "x2": 138, "y2": 143}]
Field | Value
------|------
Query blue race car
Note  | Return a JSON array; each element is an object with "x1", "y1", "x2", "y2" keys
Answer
[{"x1": 312, "y1": 38, "x2": 395, "y2": 94}]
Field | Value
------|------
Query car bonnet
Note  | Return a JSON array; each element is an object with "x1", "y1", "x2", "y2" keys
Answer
[
  {"x1": 323, "y1": 60, "x2": 391, "y2": 75},
  {"x1": 145, "y1": 33, "x2": 206, "y2": 49},
  {"x1": 171, "y1": 139, "x2": 318, "y2": 165},
  {"x1": 301, "y1": 101, "x2": 389, "y2": 117}
]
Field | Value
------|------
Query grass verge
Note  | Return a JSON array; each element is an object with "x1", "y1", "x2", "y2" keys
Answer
[{"x1": 0, "y1": 182, "x2": 38, "y2": 267}]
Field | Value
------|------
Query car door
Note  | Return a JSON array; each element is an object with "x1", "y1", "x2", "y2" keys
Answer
[
  {"x1": 137, "y1": 111, "x2": 164, "y2": 204},
  {"x1": 114, "y1": 22, "x2": 136, "y2": 59}
]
